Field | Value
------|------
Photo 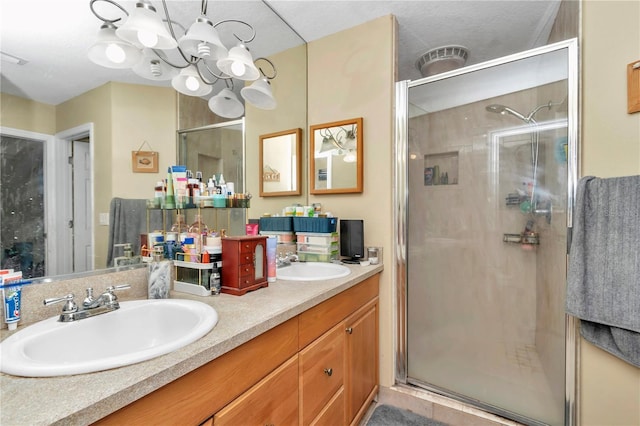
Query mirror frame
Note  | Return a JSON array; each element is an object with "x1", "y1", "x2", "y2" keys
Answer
[
  {"x1": 259, "y1": 128, "x2": 302, "y2": 197},
  {"x1": 310, "y1": 117, "x2": 363, "y2": 194}
]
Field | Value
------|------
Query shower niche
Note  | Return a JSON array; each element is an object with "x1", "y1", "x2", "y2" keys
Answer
[{"x1": 423, "y1": 151, "x2": 458, "y2": 186}]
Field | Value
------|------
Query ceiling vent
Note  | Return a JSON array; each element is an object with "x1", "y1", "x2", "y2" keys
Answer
[{"x1": 416, "y1": 45, "x2": 469, "y2": 77}]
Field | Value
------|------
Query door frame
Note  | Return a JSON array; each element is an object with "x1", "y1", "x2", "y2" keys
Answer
[
  {"x1": 393, "y1": 38, "x2": 579, "y2": 426},
  {"x1": 55, "y1": 123, "x2": 95, "y2": 274}
]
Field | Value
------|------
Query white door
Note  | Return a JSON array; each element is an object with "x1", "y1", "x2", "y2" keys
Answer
[{"x1": 72, "y1": 140, "x2": 92, "y2": 272}]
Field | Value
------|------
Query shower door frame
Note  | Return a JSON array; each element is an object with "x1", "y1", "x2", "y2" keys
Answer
[{"x1": 393, "y1": 38, "x2": 579, "y2": 426}]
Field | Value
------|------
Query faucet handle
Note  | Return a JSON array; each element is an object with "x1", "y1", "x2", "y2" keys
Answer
[
  {"x1": 43, "y1": 293, "x2": 78, "y2": 313},
  {"x1": 106, "y1": 284, "x2": 131, "y2": 294}
]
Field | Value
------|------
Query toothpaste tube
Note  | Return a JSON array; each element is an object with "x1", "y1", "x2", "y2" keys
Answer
[{"x1": 1, "y1": 271, "x2": 23, "y2": 331}]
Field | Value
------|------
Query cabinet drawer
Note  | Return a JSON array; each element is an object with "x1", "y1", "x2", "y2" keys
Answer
[
  {"x1": 310, "y1": 387, "x2": 344, "y2": 426},
  {"x1": 300, "y1": 323, "x2": 344, "y2": 425},
  {"x1": 214, "y1": 356, "x2": 299, "y2": 426},
  {"x1": 237, "y1": 252, "x2": 254, "y2": 264}
]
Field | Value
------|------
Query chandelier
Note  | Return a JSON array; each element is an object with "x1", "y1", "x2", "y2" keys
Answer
[
  {"x1": 88, "y1": 0, "x2": 277, "y2": 118},
  {"x1": 318, "y1": 124, "x2": 357, "y2": 163}
]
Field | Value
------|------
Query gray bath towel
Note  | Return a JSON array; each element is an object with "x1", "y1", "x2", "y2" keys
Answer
[
  {"x1": 106, "y1": 198, "x2": 163, "y2": 267},
  {"x1": 566, "y1": 175, "x2": 640, "y2": 367}
]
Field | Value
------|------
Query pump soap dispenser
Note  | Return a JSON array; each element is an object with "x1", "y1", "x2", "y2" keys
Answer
[{"x1": 113, "y1": 243, "x2": 142, "y2": 267}]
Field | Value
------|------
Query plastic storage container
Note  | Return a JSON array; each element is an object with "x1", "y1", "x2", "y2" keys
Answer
[
  {"x1": 259, "y1": 231, "x2": 295, "y2": 243},
  {"x1": 296, "y1": 232, "x2": 339, "y2": 245},
  {"x1": 296, "y1": 242, "x2": 339, "y2": 254},
  {"x1": 296, "y1": 250, "x2": 339, "y2": 262},
  {"x1": 292, "y1": 217, "x2": 338, "y2": 233},
  {"x1": 259, "y1": 217, "x2": 294, "y2": 232}
]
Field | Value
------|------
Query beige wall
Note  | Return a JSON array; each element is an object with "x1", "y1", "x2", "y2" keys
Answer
[
  {"x1": 57, "y1": 82, "x2": 176, "y2": 268},
  {"x1": 581, "y1": 1, "x2": 640, "y2": 425},
  {"x1": 247, "y1": 44, "x2": 308, "y2": 217},
  {"x1": 307, "y1": 15, "x2": 396, "y2": 386},
  {"x1": 0, "y1": 93, "x2": 56, "y2": 134}
]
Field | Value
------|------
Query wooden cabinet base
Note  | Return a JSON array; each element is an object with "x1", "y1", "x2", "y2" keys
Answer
[{"x1": 94, "y1": 275, "x2": 379, "y2": 426}]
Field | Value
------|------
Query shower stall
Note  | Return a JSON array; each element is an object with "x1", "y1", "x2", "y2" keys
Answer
[{"x1": 395, "y1": 40, "x2": 578, "y2": 426}]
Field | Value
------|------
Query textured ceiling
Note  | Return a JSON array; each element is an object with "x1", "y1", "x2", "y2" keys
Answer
[{"x1": 0, "y1": 0, "x2": 561, "y2": 106}]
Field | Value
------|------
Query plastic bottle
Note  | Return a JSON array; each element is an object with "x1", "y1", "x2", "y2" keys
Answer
[
  {"x1": 154, "y1": 181, "x2": 164, "y2": 207},
  {"x1": 219, "y1": 174, "x2": 227, "y2": 196},
  {"x1": 170, "y1": 213, "x2": 189, "y2": 233},
  {"x1": 188, "y1": 214, "x2": 209, "y2": 235},
  {"x1": 207, "y1": 178, "x2": 216, "y2": 196}
]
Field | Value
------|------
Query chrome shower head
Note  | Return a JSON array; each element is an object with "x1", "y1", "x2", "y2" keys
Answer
[{"x1": 485, "y1": 104, "x2": 528, "y2": 122}]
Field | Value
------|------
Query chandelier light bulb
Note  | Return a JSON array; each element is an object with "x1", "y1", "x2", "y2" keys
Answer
[
  {"x1": 137, "y1": 29, "x2": 159, "y2": 48},
  {"x1": 230, "y1": 60, "x2": 246, "y2": 77},
  {"x1": 150, "y1": 59, "x2": 162, "y2": 77},
  {"x1": 105, "y1": 43, "x2": 126, "y2": 63},
  {"x1": 197, "y1": 42, "x2": 211, "y2": 58},
  {"x1": 185, "y1": 75, "x2": 200, "y2": 92}
]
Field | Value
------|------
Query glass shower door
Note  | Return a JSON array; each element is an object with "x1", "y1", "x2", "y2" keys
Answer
[{"x1": 402, "y1": 42, "x2": 577, "y2": 426}]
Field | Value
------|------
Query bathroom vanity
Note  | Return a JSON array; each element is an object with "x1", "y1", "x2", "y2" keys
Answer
[{"x1": 0, "y1": 263, "x2": 382, "y2": 426}]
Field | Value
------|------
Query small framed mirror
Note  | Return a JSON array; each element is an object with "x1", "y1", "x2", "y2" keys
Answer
[
  {"x1": 310, "y1": 117, "x2": 363, "y2": 194},
  {"x1": 259, "y1": 128, "x2": 302, "y2": 197}
]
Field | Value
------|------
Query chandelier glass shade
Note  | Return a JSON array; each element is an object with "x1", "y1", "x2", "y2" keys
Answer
[
  {"x1": 115, "y1": 1, "x2": 178, "y2": 49},
  {"x1": 241, "y1": 78, "x2": 276, "y2": 110},
  {"x1": 178, "y1": 16, "x2": 227, "y2": 60},
  {"x1": 88, "y1": 0, "x2": 277, "y2": 119},
  {"x1": 88, "y1": 23, "x2": 142, "y2": 68},
  {"x1": 208, "y1": 88, "x2": 245, "y2": 118},
  {"x1": 172, "y1": 65, "x2": 213, "y2": 96}
]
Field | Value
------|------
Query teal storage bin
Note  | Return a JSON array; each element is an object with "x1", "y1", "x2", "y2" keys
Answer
[
  {"x1": 259, "y1": 217, "x2": 294, "y2": 232},
  {"x1": 292, "y1": 217, "x2": 338, "y2": 233}
]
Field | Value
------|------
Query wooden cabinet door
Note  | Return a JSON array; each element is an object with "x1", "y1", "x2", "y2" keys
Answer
[
  {"x1": 310, "y1": 387, "x2": 344, "y2": 426},
  {"x1": 299, "y1": 323, "x2": 345, "y2": 425},
  {"x1": 345, "y1": 300, "x2": 378, "y2": 425},
  {"x1": 214, "y1": 356, "x2": 298, "y2": 426}
]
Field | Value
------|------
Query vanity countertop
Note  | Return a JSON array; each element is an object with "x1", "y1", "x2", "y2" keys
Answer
[{"x1": 0, "y1": 263, "x2": 383, "y2": 426}]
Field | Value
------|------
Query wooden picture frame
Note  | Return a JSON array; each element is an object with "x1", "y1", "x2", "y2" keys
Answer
[
  {"x1": 131, "y1": 150, "x2": 159, "y2": 173},
  {"x1": 310, "y1": 117, "x2": 363, "y2": 194},
  {"x1": 259, "y1": 128, "x2": 302, "y2": 197}
]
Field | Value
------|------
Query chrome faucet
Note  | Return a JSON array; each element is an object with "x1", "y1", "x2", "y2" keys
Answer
[
  {"x1": 44, "y1": 284, "x2": 131, "y2": 322},
  {"x1": 276, "y1": 252, "x2": 299, "y2": 268}
]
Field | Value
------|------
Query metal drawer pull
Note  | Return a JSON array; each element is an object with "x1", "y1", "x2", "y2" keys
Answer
[
  {"x1": 346, "y1": 327, "x2": 353, "y2": 334},
  {"x1": 324, "y1": 368, "x2": 333, "y2": 377}
]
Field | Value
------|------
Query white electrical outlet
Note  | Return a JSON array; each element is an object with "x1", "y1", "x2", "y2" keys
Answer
[{"x1": 99, "y1": 213, "x2": 109, "y2": 226}]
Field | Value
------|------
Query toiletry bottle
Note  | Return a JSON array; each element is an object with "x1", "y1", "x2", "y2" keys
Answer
[
  {"x1": 267, "y1": 237, "x2": 277, "y2": 283},
  {"x1": 196, "y1": 171, "x2": 204, "y2": 196},
  {"x1": 154, "y1": 181, "x2": 164, "y2": 207},
  {"x1": 188, "y1": 214, "x2": 209, "y2": 250},
  {"x1": 165, "y1": 167, "x2": 175, "y2": 209},
  {"x1": 171, "y1": 213, "x2": 189, "y2": 233},
  {"x1": 219, "y1": 174, "x2": 227, "y2": 196}
]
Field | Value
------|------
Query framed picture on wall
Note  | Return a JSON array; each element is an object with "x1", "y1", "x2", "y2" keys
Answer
[{"x1": 131, "y1": 150, "x2": 158, "y2": 173}]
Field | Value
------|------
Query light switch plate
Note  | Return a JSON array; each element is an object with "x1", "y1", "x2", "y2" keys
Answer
[{"x1": 99, "y1": 212, "x2": 109, "y2": 226}]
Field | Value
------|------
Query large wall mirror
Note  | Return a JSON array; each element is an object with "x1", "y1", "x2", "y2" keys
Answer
[
  {"x1": 310, "y1": 118, "x2": 363, "y2": 194},
  {"x1": 259, "y1": 128, "x2": 302, "y2": 197},
  {"x1": 0, "y1": 2, "x2": 307, "y2": 283},
  {"x1": 177, "y1": 120, "x2": 247, "y2": 236}
]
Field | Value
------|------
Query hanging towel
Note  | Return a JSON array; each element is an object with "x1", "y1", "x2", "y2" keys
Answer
[
  {"x1": 106, "y1": 198, "x2": 163, "y2": 268},
  {"x1": 566, "y1": 175, "x2": 640, "y2": 367}
]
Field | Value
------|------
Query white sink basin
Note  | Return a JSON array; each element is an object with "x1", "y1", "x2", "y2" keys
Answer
[
  {"x1": 276, "y1": 262, "x2": 351, "y2": 281},
  {"x1": 0, "y1": 299, "x2": 218, "y2": 377}
]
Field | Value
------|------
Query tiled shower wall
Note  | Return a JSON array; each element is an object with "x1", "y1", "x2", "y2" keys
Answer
[{"x1": 407, "y1": 80, "x2": 567, "y2": 404}]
